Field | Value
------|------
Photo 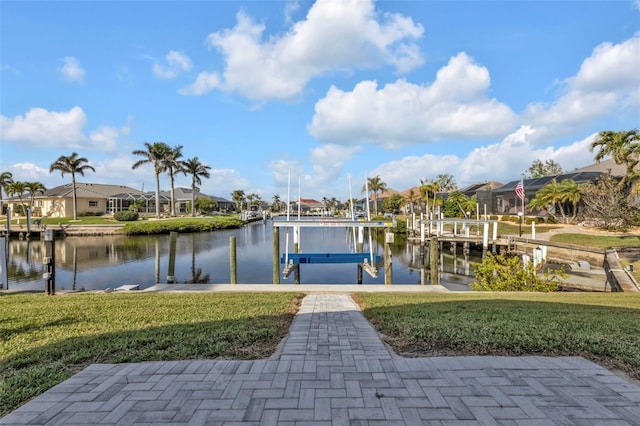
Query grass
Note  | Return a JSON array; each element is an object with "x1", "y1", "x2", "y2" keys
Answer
[
  {"x1": 0, "y1": 215, "x2": 246, "y2": 232},
  {"x1": 0, "y1": 292, "x2": 302, "y2": 417},
  {"x1": 550, "y1": 233, "x2": 640, "y2": 249},
  {"x1": 355, "y1": 292, "x2": 640, "y2": 382}
]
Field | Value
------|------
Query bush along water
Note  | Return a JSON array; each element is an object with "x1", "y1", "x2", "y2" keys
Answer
[
  {"x1": 471, "y1": 252, "x2": 566, "y2": 292},
  {"x1": 121, "y1": 217, "x2": 244, "y2": 235},
  {"x1": 114, "y1": 211, "x2": 139, "y2": 221}
]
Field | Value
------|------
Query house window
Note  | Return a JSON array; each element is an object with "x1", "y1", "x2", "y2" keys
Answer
[{"x1": 89, "y1": 201, "x2": 99, "y2": 207}]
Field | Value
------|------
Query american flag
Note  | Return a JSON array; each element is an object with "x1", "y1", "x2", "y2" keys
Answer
[{"x1": 515, "y1": 178, "x2": 525, "y2": 200}]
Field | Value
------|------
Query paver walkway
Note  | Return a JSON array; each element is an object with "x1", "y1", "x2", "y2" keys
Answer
[{"x1": 2, "y1": 294, "x2": 640, "y2": 425}]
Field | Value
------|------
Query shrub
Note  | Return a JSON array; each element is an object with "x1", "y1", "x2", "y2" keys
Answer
[
  {"x1": 471, "y1": 252, "x2": 565, "y2": 292},
  {"x1": 114, "y1": 211, "x2": 139, "y2": 222},
  {"x1": 122, "y1": 217, "x2": 244, "y2": 235}
]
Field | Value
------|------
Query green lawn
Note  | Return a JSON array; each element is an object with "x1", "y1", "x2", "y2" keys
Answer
[
  {"x1": 550, "y1": 232, "x2": 640, "y2": 248},
  {"x1": 355, "y1": 292, "x2": 640, "y2": 382},
  {"x1": 0, "y1": 292, "x2": 302, "y2": 417}
]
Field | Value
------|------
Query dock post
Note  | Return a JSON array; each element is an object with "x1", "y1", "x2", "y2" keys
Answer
[
  {"x1": 430, "y1": 235, "x2": 439, "y2": 285},
  {"x1": 167, "y1": 231, "x2": 177, "y2": 283},
  {"x1": 531, "y1": 221, "x2": 536, "y2": 239},
  {"x1": 0, "y1": 235, "x2": 7, "y2": 290},
  {"x1": 384, "y1": 228, "x2": 393, "y2": 285},
  {"x1": 293, "y1": 226, "x2": 300, "y2": 284},
  {"x1": 230, "y1": 236, "x2": 237, "y2": 284},
  {"x1": 357, "y1": 226, "x2": 364, "y2": 253},
  {"x1": 492, "y1": 221, "x2": 498, "y2": 254},
  {"x1": 272, "y1": 226, "x2": 280, "y2": 284},
  {"x1": 482, "y1": 222, "x2": 489, "y2": 258},
  {"x1": 357, "y1": 264, "x2": 363, "y2": 284},
  {"x1": 43, "y1": 229, "x2": 55, "y2": 295}
]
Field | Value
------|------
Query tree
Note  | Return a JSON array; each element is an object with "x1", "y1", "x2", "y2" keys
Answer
[
  {"x1": 0, "y1": 171, "x2": 13, "y2": 213},
  {"x1": 580, "y1": 173, "x2": 635, "y2": 231},
  {"x1": 526, "y1": 159, "x2": 564, "y2": 178},
  {"x1": 231, "y1": 189, "x2": 246, "y2": 212},
  {"x1": 362, "y1": 175, "x2": 387, "y2": 217},
  {"x1": 25, "y1": 182, "x2": 46, "y2": 212},
  {"x1": 381, "y1": 194, "x2": 404, "y2": 214},
  {"x1": 162, "y1": 145, "x2": 185, "y2": 216},
  {"x1": 436, "y1": 173, "x2": 457, "y2": 192},
  {"x1": 443, "y1": 191, "x2": 476, "y2": 218},
  {"x1": 590, "y1": 129, "x2": 640, "y2": 191},
  {"x1": 528, "y1": 179, "x2": 578, "y2": 223},
  {"x1": 182, "y1": 157, "x2": 211, "y2": 217},
  {"x1": 6, "y1": 181, "x2": 27, "y2": 215},
  {"x1": 131, "y1": 142, "x2": 171, "y2": 218},
  {"x1": 193, "y1": 196, "x2": 217, "y2": 215},
  {"x1": 49, "y1": 152, "x2": 95, "y2": 220},
  {"x1": 128, "y1": 199, "x2": 145, "y2": 212},
  {"x1": 404, "y1": 189, "x2": 418, "y2": 214},
  {"x1": 419, "y1": 178, "x2": 440, "y2": 216},
  {"x1": 271, "y1": 194, "x2": 282, "y2": 213}
]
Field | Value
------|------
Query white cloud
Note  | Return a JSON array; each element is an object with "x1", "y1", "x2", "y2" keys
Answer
[
  {"x1": 369, "y1": 154, "x2": 461, "y2": 190},
  {"x1": 523, "y1": 33, "x2": 640, "y2": 142},
  {"x1": 0, "y1": 106, "x2": 127, "y2": 151},
  {"x1": 184, "y1": 0, "x2": 424, "y2": 100},
  {"x1": 8, "y1": 163, "x2": 50, "y2": 181},
  {"x1": 309, "y1": 144, "x2": 360, "y2": 183},
  {"x1": 178, "y1": 71, "x2": 221, "y2": 96},
  {"x1": 152, "y1": 50, "x2": 192, "y2": 79},
  {"x1": 284, "y1": 1, "x2": 300, "y2": 25},
  {"x1": 200, "y1": 168, "x2": 251, "y2": 197},
  {"x1": 309, "y1": 53, "x2": 518, "y2": 148},
  {"x1": 58, "y1": 56, "x2": 85, "y2": 84},
  {"x1": 365, "y1": 126, "x2": 597, "y2": 192},
  {"x1": 268, "y1": 159, "x2": 306, "y2": 187}
]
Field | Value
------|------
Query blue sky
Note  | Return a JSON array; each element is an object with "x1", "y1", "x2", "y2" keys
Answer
[{"x1": 1, "y1": 0, "x2": 639, "y2": 202}]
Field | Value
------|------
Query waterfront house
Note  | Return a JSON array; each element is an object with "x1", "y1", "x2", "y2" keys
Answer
[{"x1": 5, "y1": 183, "x2": 148, "y2": 218}]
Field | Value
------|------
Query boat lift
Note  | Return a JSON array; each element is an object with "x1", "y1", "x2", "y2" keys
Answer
[{"x1": 272, "y1": 218, "x2": 394, "y2": 284}]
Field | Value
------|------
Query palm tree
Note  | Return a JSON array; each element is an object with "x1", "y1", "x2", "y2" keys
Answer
[
  {"x1": 562, "y1": 179, "x2": 582, "y2": 221},
  {"x1": 405, "y1": 188, "x2": 418, "y2": 214},
  {"x1": 49, "y1": 153, "x2": 95, "y2": 220},
  {"x1": 6, "y1": 181, "x2": 27, "y2": 216},
  {"x1": 419, "y1": 178, "x2": 440, "y2": 216},
  {"x1": 436, "y1": 173, "x2": 457, "y2": 192},
  {"x1": 25, "y1": 182, "x2": 46, "y2": 212},
  {"x1": 162, "y1": 145, "x2": 185, "y2": 216},
  {"x1": 361, "y1": 175, "x2": 387, "y2": 217},
  {"x1": 131, "y1": 142, "x2": 171, "y2": 218},
  {"x1": 231, "y1": 189, "x2": 246, "y2": 212},
  {"x1": 0, "y1": 171, "x2": 13, "y2": 213},
  {"x1": 529, "y1": 179, "x2": 581, "y2": 223},
  {"x1": 590, "y1": 129, "x2": 640, "y2": 190},
  {"x1": 182, "y1": 157, "x2": 211, "y2": 217},
  {"x1": 272, "y1": 194, "x2": 282, "y2": 213}
]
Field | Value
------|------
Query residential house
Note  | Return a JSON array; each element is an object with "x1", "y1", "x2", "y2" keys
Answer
[
  {"x1": 160, "y1": 187, "x2": 234, "y2": 214},
  {"x1": 6, "y1": 183, "x2": 148, "y2": 218},
  {"x1": 492, "y1": 172, "x2": 604, "y2": 215}
]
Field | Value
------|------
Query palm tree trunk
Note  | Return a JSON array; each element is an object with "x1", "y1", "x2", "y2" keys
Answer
[
  {"x1": 71, "y1": 174, "x2": 78, "y2": 220},
  {"x1": 169, "y1": 171, "x2": 176, "y2": 216},
  {"x1": 191, "y1": 181, "x2": 196, "y2": 217},
  {"x1": 155, "y1": 170, "x2": 161, "y2": 218}
]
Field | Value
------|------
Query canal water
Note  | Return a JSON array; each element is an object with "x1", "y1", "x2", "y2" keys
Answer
[{"x1": 4, "y1": 220, "x2": 482, "y2": 292}]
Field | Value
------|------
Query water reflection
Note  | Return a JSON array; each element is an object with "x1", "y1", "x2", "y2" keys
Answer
[{"x1": 4, "y1": 220, "x2": 481, "y2": 291}]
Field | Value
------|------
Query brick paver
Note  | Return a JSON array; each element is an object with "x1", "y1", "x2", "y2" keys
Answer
[{"x1": 2, "y1": 294, "x2": 639, "y2": 425}]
